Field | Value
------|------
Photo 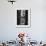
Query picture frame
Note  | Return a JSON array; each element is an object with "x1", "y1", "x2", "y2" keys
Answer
[{"x1": 16, "y1": 8, "x2": 31, "y2": 28}]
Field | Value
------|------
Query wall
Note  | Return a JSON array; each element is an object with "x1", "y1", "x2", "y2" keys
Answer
[{"x1": 0, "y1": 0, "x2": 46, "y2": 42}]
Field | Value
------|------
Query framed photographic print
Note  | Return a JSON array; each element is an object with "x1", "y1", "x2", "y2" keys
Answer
[{"x1": 16, "y1": 8, "x2": 31, "y2": 28}]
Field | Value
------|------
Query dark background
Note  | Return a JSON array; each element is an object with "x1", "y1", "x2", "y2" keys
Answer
[{"x1": 17, "y1": 10, "x2": 28, "y2": 25}]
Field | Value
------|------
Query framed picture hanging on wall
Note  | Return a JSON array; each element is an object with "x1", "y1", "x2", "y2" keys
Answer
[{"x1": 16, "y1": 8, "x2": 31, "y2": 28}]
